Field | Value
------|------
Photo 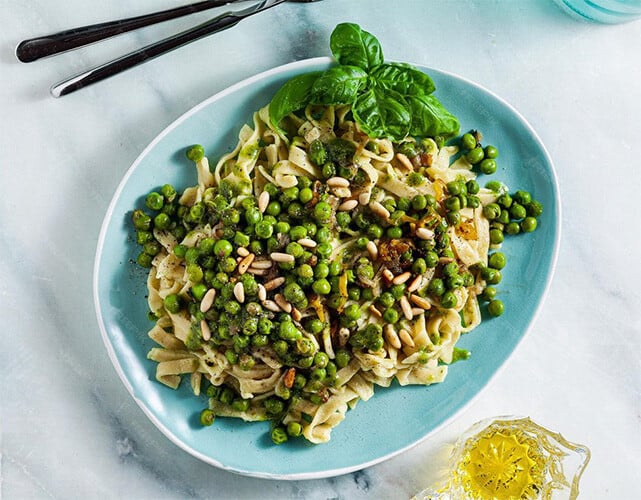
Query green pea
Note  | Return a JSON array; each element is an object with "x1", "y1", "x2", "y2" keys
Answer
[
  {"x1": 440, "y1": 291, "x2": 457, "y2": 309},
  {"x1": 488, "y1": 251, "x2": 507, "y2": 270},
  {"x1": 482, "y1": 286, "x2": 497, "y2": 301},
  {"x1": 163, "y1": 294, "x2": 181, "y2": 313},
  {"x1": 484, "y1": 145, "x2": 499, "y2": 159},
  {"x1": 466, "y1": 180, "x2": 480, "y2": 194},
  {"x1": 428, "y1": 278, "x2": 445, "y2": 296},
  {"x1": 445, "y1": 196, "x2": 461, "y2": 212},
  {"x1": 488, "y1": 299, "x2": 505, "y2": 317},
  {"x1": 153, "y1": 212, "x2": 171, "y2": 230},
  {"x1": 479, "y1": 158, "x2": 497, "y2": 175},
  {"x1": 290, "y1": 225, "x2": 307, "y2": 241},
  {"x1": 377, "y1": 292, "x2": 395, "y2": 309},
  {"x1": 483, "y1": 203, "x2": 501, "y2": 220},
  {"x1": 306, "y1": 318, "x2": 324, "y2": 335},
  {"x1": 467, "y1": 195, "x2": 480, "y2": 208},
  {"x1": 213, "y1": 239, "x2": 233, "y2": 258},
  {"x1": 411, "y1": 194, "x2": 427, "y2": 211},
  {"x1": 191, "y1": 283, "x2": 208, "y2": 301},
  {"x1": 521, "y1": 216, "x2": 538, "y2": 233},
  {"x1": 348, "y1": 287, "x2": 361, "y2": 301},
  {"x1": 386, "y1": 226, "x2": 403, "y2": 239},
  {"x1": 187, "y1": 264, "x2": 203, "y2": 283},
  {"x1": 199, "y1": 409, "x2": 215, "y2": 426},
  {"x1": 313, "y1": 201, "x2": 332, "y2": 223},
  {"x1": 336, "y1": 211, "x2": 351, "y2": 228},
  {"x1": 510, "y1": 203, "x2": 527, "y2": 220},
  {"x1": 271, "y1": 426, "x2": 288, "y2": 445},
  {"x1": 526, "y1": 200, "x2": 543, "y2": 217},
  {"x1": 447, "y1": 211, "x2": 461, "y2": 226},
  {"x1": 297, "y1": 263, "x2": 314, "y2": 280},
  {"x1": 312, "y1": 279, "x2": 331, "y2": 295},
  {"x1": 344, "y1": 304, "x2": 361, "y2": 321},
  {"x1": 286, "y1": 242, "x2": 304, "y2": 259},
  {"x1": 299, "y1": 187, "x2": 313, "y2": 204},
  {"x1": 186, "y1": 144, "x2": 205, "y2": 162},
  {"x1": 498, "y1": 209, "x2": 511, "y2": 224},
  {"x1": 316, "y1": 242, "x2": 333, "y2": 259},
  {"x1": 245, "y1": 207, "x2": 262, "y2": 225},
  {"x1": 425, "y1": 251, "x2": 439, "y2": 268},
  {"x1": 367, "y1": 224, "x2": 384, "y2": 239},
  {"x1": 286, "y1": 421, "x2": 302, "y2": 437},
  {"x1": 275, "y1": 221, "x2": 290, "y2": 234},
  {"x1": 314, "y1": 262, "x2": 329, "y2": 279},
  {"x1": 466, "y1": 146, "x2": 485, "y2": 164},
  {"x1": 446, "y1": 180, "x2": 465, "y2": 196},
  {"x1": 383, "y1": 307, "x2": 399, "y2": 323},
  {"x1": 264, "y1": 200, "x2": 281, "y2": 217},
  {"x1": 145, "y1": 192, "x2": 164, "y2": 211},
  {"x1": 335, "y1": 349, "x2": 351, "y2": 368},
  {"x1": 254, "y1": 220, "x2": 274, "y2": 239},
  {"x1": 514, "y1": 190, "x2": 532, "y2": 205},
  {"x1": 489, "y1": 228, "x2": 504, "y2": 245},
  {"x1": 497, "y1": 193, "x2": 513, "y2": 209},
  {"x1": 461, "y1": 132, "x2": 477, "y2": 150},
  {"x1": 142, "y1": 241, "x2": 160, "y2": 257},
  {"x1": 327, "y1": 261, "x2": 341, "y2": 277},
  {"x1": 412, "y1": 258, "x2": 427, "y2": 275},
  {"x1": 316, "y1": 226, "x2": 331, "y2": 244},
  {"x1": 485, "y1": 180, "x2": 504, "y2": 193}
]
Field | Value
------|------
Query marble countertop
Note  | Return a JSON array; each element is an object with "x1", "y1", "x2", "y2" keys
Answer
[{"x1": 2, "y1": 1, "x2": 640, "y2": 498}]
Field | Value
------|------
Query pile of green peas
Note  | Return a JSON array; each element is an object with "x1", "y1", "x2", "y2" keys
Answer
[{"x1": 132, "y1": 131, "x2": 542, "y2": 444}]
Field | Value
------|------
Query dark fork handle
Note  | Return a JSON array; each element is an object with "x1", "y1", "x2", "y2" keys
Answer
[
  {"x1": 16, "y1": 0, "x2": 238, "y2": 62},
  {"x1": 50, "y1": 0, "x2": 286, "y2": 97}
]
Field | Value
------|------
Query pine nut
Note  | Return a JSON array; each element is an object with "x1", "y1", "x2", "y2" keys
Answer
[
  {"x1": 338, "y1": 327, "x2": 350, "y2": 347},
  {"x1": 258, "y1": 191, "x2": 270, "y2": 213},
  {"x1": 237, "y1": 253, "x2": 255, "y2": 274},
  {"x1": 233, "y1": 282, "x2": 245, "y2": 303},
  {"x1": 327, "y1": 177, "x2": 350, "y2": 188},
  {"x1": 358, "y1": 191, "x2": 371, "y2": 205},
  {"x1": 410, "y1": 294, "x2": 432, "y2": 310},
  {"x1": 258, "y1": 284, "x2": 267, "y2": 302},
  {"x1": 264, "y1": 276, "x2": 286, "y2": 291},
  {"x1": 247, "y1": 268, "x2": 267, "y2": 276},
  {"x1": 263, "y1": 300, "x2": 281, "y2": 312},
  {"x1": 396, "y1": 152, "x2": 413, "y2": 171},
  {"x1": 369, "y1": 304, "x2": 383, "y2": 318},
  {"x1": 416, "y1": 227, "x2": 434, "y2": 240},
  {"x1": 407, "y1": 275, "x2": 422, "y2": 293},
  {"x1": 292, "y1": 307, "x2": 302, "y2": 322},
  {"x1": 251, "y1": 259, "x2": 273, "y2": 269},
  {"x1": 384, "y1": 324, "x2": 402, "y2": 349},
  {"x1": 392, "y1": 271, "x2": 411, "y2": 285},
  {"x1": 199, "y1": 288, "x2": 216, "y2": 313},
  {"x1": 400, "y1": 296, "x2": 413, "y2": 320},
  {"x1": 366, "y1": 240, "x2": 378, "y2": 260},
  {"x1": 237, "y1": 247, "x2": 250, "y2": 257},
  {"x1": 411, "y1": 307, "x2": 425, "y2": 316},
  {"x1": 338, "y1": 199, "x2": 358, "y2": 211},
  {"x1": 369, "y1": 201, "x2": 390, "y2": 219},
  {"x1": 270, "y1": 252, "x2": 295, "y2": 263},
  {"x1": 274, "y1": 294, "x2": 292, "y2": 313},
  {"x1": 298, "y1": 238, "x2": 317, "y2": 248},
  {"x1": 382, "y1": 269, "x2": 394, "y2": 282},
  {"x1": 399, "y1": 328, "x2": 415, "y2": 347},
  {"x1": 200, "y1": 320, "x2": 211, "y2": 341}
]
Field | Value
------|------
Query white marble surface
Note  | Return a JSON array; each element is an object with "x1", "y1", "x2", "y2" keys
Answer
[{"x1": 1, "y1": 1, "x2": 640, "y2": 498}]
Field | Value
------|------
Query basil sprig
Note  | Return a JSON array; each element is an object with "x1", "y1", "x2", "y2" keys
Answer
[{"x1": 269, "y1": 23, "x2": 459, "y2": 141}]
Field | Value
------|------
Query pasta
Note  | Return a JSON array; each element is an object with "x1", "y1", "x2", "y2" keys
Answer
[{"x1": 136, "y1": 103, "x2": 503, "y2": 444}]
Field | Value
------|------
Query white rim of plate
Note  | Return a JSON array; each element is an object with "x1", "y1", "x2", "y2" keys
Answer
[{"x1": 93, "y1": 56, "x2": 561, "y2": 480}]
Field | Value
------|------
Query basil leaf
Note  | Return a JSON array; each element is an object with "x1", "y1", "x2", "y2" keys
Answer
[
  {"x1": 329, "y1": 23, "x2": 383, "y2": 70},
  {"x1": 370, "y1": 63, "x2": 436, "y2": 96},
  {"x1": 353, "y1": 87, "x2": 411, "y2": 141},
  {"x1": 269, "y1": 72, "x2": 322, "y2": 132},
  {"x1": 310, "y1": 66, "x2": 368, "y2": 105},
  {"x1": 407, "y1": 94, "x2": 460, "y2": 138}
]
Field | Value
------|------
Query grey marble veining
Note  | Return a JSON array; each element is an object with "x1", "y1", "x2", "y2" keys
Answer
[{"x1": 2, "y1": 1, "x2": 641, "y2": 498}]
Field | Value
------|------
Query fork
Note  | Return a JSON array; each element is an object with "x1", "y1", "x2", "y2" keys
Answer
[{"x1": 15, "y1": 0, "x2": 322, "y2": 97}]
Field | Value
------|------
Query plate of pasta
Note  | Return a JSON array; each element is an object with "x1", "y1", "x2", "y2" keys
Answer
[{"x1": 94, "y1": 25, "x2": 559, "y2": 480}]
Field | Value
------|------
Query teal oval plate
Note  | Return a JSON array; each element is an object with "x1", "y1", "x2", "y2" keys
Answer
[{"x1": 94, "y1": 57, "x2": 560, "y2": 479}]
